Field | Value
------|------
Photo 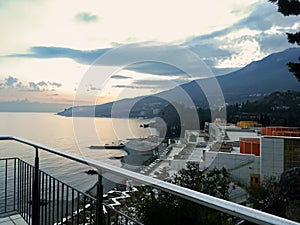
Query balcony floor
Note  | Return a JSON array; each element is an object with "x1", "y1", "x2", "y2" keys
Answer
[{"x1": 0, "y1": 214, "x2": 27, "y2": 225}]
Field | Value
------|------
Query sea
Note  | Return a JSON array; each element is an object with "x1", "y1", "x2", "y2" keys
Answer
[{"x1": 0, "y1": 112, "x2": 156, "y2": 192}]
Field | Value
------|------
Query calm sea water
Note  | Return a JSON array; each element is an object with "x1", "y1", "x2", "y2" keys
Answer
[{"x1": 0, "y1": 112, "x2": 155, "y2": 191}]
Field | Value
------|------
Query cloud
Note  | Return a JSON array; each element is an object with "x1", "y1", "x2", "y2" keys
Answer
[
  {"x1": 0, "y1": 76, "x2": 62, "y2": 92},
  {"x1": 5, "y1": 76, "x2": 18, "y2": 86},
  {"x1": 5, "y1": 2, "x2": 299, "y2": 77},
  {"x1": 6, "y1": 44, "x2": 199, "y2": 76},
  {"x1": 237, "y1": 3, "x2": 299, "y2": 31},
  {"x1": 112, "y1": 77, "x2": 194, "y2": 92},
  {"x1": 138, "y1": 77, "x2": 194, "y2": 88},
  {"x1": 112, "y1": 84, "x2": 153, "y2": 89},
  {"x1": 8, "y1": 46, "x2": 110, "y2": 65},
  {"x1": 28, "y1": 82, "x2": 40, "y2": 91},
  {"x1": 127, "y1": 62, "x2": 184, "y2": 76},
  {"x1": 48, "y1": 81, "x2": 62, "y2": 88},
  {"x1": 74, "y1": 12, "x2": 99, "y2": 23},
  {"x1": 181, "y1": 2, "x2": 300, "y2": 69},
  {"x1": 111, "y1": 75, "x2": 131, "y2": 79},
  {"x1": 37, "y1": 81, "x2": 47, "y2": 86},
  {"x1": 83, "y1": 83, "x2": 102, "y2": 92}
]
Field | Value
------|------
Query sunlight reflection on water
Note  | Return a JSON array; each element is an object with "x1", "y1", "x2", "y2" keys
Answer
[{"x1": 0, "y1": 112, "x2": 154, "y2": 192}]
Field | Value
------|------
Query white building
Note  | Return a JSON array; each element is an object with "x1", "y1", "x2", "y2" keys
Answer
[
  {"x1": 260, "y1": 136, "x2": 300, "y2": 181},
  {"x1": 204, "y1": 150, "x2": 260, "y2": 186},
  {"x1": 184, "y1": 130, "x2": 206, "y2": 145}
]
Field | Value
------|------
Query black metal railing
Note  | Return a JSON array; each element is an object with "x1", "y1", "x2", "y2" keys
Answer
[
  {"x1": 0, "y1": 157, "x2": 142, "y2": 225},
  {"x1": 0, "y1": 136, "x2": 300, "y2": 225},
  {"x1": 0, "y1": 158, "x2": 18, "y2": 215}
]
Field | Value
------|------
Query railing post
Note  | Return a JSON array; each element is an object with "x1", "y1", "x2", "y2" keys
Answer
[
  {"x1": 32, "y1": 147, "x2": 40, "y2": 225},
  {"x1": 96, "y1": 173, "x2": 104, "y2": 225}
]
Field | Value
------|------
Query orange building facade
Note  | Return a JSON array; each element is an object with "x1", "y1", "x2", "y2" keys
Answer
[
  {"x1": 261, "y1": 127, "x2": 300, "y2": 136},
  {"x1": 240, "y1": 138, "x2": 260, "y2": 156},
  {"x1": 240, "y1": 127, "x2": 300, "y2": 157}
]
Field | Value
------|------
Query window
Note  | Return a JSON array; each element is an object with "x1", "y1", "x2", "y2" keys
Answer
[{"x1": 284, "y1": 139, "x2": 300, "y2": 170}]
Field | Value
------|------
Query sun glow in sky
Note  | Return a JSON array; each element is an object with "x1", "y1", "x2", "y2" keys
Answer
[{"x1": 0, "y1": 0, "x2": 299, "y2": 106}]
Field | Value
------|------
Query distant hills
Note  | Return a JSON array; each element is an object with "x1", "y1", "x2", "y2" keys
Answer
[
  {"x1": 0, "y1": 100, "x2": 69, "y2": 113},
  {"x1": 58, "y1": 48, "x2": 300, "y2": 118}
]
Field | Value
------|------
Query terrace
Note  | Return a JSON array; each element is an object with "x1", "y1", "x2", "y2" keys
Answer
[{"x1": 0, "y1": 136, "x2": 299, "y2": 225}]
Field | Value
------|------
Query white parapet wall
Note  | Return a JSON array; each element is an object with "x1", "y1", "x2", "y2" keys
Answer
[{"x1": 204, "y1": 151, "x2": 260, "y2": 186}]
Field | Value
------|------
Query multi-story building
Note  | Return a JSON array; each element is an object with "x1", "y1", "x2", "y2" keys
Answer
[{"x1": 260, "y1": 136, "x2": 300, "y2": 181}]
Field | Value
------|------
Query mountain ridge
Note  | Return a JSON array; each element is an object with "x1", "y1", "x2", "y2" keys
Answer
[{"x1": 58, "y1": 47, "x2": 300, "y2": 117}]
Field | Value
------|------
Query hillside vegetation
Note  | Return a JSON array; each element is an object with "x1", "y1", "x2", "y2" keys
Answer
[
  {"x1": 227, "y1": 90, "x2": 300, "y2": 126},
  {"x1": 158, "y1": 91, "x2": 300, "y2": 137}
]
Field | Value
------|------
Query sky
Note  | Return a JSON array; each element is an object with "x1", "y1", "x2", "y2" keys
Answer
[{"x1": 0, "y1": 0, "x2": 299, "y2": 107}]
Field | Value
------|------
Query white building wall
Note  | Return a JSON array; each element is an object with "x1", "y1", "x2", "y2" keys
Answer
[
  {"x1": 184, "y1": 130, "x2": 201, "y2": 144},
  {"x1": 208, "y1": 123, "x2": 225, "y2": 140},
  {"x1": 204, "y1": 151, "x2": 260, "y2": 186},
  {"x1": 230, "y1": 156, "x2": 260, "y2": 185},
  {"x1": 260, "y1": 137, "x2": 284, "y2": 181}
]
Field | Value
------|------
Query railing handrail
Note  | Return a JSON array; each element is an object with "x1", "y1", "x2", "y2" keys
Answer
[
  {"x1": 1, "y1": 135, "x2": 299, "y2": 225},
  {"x1": 0, "y1": 157, "x2": 97, "y2": 202}
]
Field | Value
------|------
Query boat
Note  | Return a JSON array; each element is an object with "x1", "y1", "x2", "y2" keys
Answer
[
  {"x1": 104, "y1": 142, "x2": 125, "y2": 149},
  {"x1": 109, "y1": 155, "x2": 125, "y2": 160},
  {"x1": 89, "y1": 141, "x2": 125, "y2": 149},
  {"x1": 89, "y1": 145, "x2": 105, "y2": 149}
]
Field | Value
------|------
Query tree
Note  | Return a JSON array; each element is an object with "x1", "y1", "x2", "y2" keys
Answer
[
  {"x1": 269, "y1": 0, "x2": 300, "y2": 81},
  {"x1": 247, "y1": 176, "x2": 285, "y2": 217},
  {"x1": 280, "y1": 167, "x2": 300, "y2": 222},
  {"x1": 129, "y1": 163, "x2": 234, "y2": 225},
  {"x1": 247, "y1": 169, "x2": 300, "y2": 222}
]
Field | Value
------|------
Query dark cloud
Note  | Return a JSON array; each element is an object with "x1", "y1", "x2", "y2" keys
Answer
[
  {"x1": 5, "y1": 2, "x2": 299, "y2": 78},
  {"x1": 237, "y1": 4, "x2": 275, "y2": 30},
  {"x1": 8, "y1": 46, "x2": 110, "y2": 65},
  {"x1": 37, "y1": 81, "x2": 47, "y2": 86},
  {"x1": 7, "y1": 44, "x2": 207, "y2": 76},
  {"x1": 237, "y1": 3, "x2": 299, "y2": 31},
  {"x1": 127, "y1": 62, "x2": 183, "y2": 76},
  {"x1": 183, "y1": 2, "x2": 300, "y2": 70},
  {"x1": 188, "y1": 43, "x2": 231, "y2": 58},
  {"x1": 112, "y1": 78, "x2": 194, "y2": 91},
  {"x1": 133, "y1": 78, "x2": 190, "y2": 86},
  {"x1": 5, "y1": 43, "x2": 254, "y2": 76},
  {"x1": 48, "y1": 81, "x2": 62, "y2": 88},
  {"x1": 29, "y1": 82, "x2": 39, "y2": 90},
  {"x1": 5, "y1": 76, "x2": 18, "y2": 86},
  {"x1": 185, "y1": 27, "x2": 234, "y2": 45},
  {"x1": 112, "y1": 84, "x2": 156, "y2": 89},
  {"x1": 75, "y1": 12, "x2": 99, "y2": 23},
  {"x1": 85, "y1": 84, "x2": 101, "y2": 92},
  {"x1": 111, "y1": 75, "x2": 131, "y2": 79},
  {"x1": 258, "y1": 33, "x2": 291, "y2": 53}
]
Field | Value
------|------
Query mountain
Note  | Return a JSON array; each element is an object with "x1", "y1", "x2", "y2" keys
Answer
[
  {"x1": 58, "y1": 96, "x2": 169, "y2": 118},
  {"x1": 0, "y1": 100, "x2": 69, "y2": 113},
  {"x1": 58, "y1": 48, "x2": 300, "y2": 117},
  {"x1": 217, "y1": 47, "x2": 300, "y2": 103},
  {"x1": 151, "y1": 47, "x2": 300, "y2": 107}
]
